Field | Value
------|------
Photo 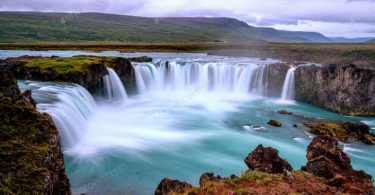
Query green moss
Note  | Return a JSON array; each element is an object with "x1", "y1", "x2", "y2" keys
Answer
[
  {"x1": 20, "y1": 56, "x2": 117, "y2": 75},
  {"x1": 292, "y1": 170, "x2": 307, "y2": 177},
  {"x1": 305, "y1": 122, "x2": 349, "y2": 141},
  {"x1": 240, "y1": 170, "x2": 281, "y2": 182}
]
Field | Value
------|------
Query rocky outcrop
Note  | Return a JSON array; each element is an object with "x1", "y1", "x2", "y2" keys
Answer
[
  {"x1": 244, "y1": 145, "x2": 292, "y2": 174},
  {"x1": 155, "y1": 136, "x2": 374, "y2": 194},
  {"x1": 0, "y1": 56, "x2": 108, "y2": 92},
  {"x1": 295, "y1": 64, "x2": 375, "y2": 116},
  {"x1": 0, "y1": 70, "x2": 70, "y2": 194},
  {"x1": 302, "y1": 136, "x2": 374, "y2": 194},
  {"x1": 304, "y1": 121, "x2": 375, "y2": 145},
  {"x1": 127, "y1": 56, "x2": 153, "y2": 63},
  {"x1": 107, "y1": 57, "x2": 137, "y2": 94},
  {"x1": 155, "y1": 178, "x2": 193, "y2": 195},
  {"x1": 0, "y1": 55, "x2": 152, "y2": 95},
  {"x1": 265, "y1": 63, "x2": 289, "y2": 97}
]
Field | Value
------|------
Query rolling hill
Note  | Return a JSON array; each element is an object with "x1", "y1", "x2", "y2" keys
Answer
[
  {"x1": 329, "y1": 37, "x2": 374, "y2": 43},
  {"x1": 0, "y1": 11, "x2": 335, "y2": 43}
]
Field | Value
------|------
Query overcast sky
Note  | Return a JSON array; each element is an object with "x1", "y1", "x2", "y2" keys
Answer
[{"x1": 1, "y1": 0, "x2": 375, "y2": 38}]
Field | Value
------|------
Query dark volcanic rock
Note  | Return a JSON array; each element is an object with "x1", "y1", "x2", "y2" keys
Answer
[
  {"x1": 277, "y1": 110, "x2": 293, "y2": 115},
  {"x1": 267, "y1": 119, "x2": 282, "y2": 127},
  {"x1": 295, "y1": 64, "x2": 375, "y2": 116},
  {"x1": 127, "y1": 56, "x2": 153, "y2": 62},
  {"x1": 110, "y1": 57, "x2": 137, "y2": 94},
  {"x1": 244, "y1": 144, "x2": 293, "y2": 174},
  {"x1": 155, "y1": 178, "x2": 192, "y2": 195},
  {"x1": 303, "y1": 136, "x2": 374, "y2": 193},
  {"x1": 266, "y1": 63, "x2": 290, "y2": 97},
  {"x1": 0, "y1": 70, "x2": 70, "y2": 194},
  {"x1": 305, "y1": 121, "x2": 375, "y2": 145},
  {"x1": 199, "y1": 172, "x2": 222, "y2": 186}
]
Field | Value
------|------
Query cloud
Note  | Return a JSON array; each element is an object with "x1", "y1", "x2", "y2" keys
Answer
[{"x1": 0, "y1": 0, "x2": 374, "y2": 37}]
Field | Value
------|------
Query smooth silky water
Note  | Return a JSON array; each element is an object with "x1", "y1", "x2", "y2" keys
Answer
[{"x1": 2, "y1": 50, "x2": 374, "y2": 194}]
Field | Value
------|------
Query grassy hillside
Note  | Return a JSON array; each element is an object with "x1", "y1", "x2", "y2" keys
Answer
[{"x1": 0, "y1": 11, "x2": 331, "y2": 43}]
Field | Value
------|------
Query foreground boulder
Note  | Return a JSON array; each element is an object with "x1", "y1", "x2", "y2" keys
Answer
[
  {"x1": 156, "y1": 136, "x2": 374, "y2": 194},
  {"x1": 302, "y1": 136, "x2": 374, "y2": 193},
  {"x1": 155, "y1": 178, "x2": 193, "y2": 195},
  {"x1": 244, "y1": 145, "x2": 292, "y2": 174},
  {"x1": 0, "y1": 70, "x2": 70, "y2": 194},
  {"x1": 305, "y1": 121, "x2": 375, "y2": 144}
]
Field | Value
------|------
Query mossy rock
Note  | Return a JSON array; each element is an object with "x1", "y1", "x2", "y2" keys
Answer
[
  {"x1": 267, "y1": 119, "x2": 282, "y2": 127},
  {"x1": 305, "y1": 121, "x2": 374, "y2": 145}
]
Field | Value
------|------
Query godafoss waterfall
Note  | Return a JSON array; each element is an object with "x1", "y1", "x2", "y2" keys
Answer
[{"x1": 2, "y1": 51, "x2": 375, "y2": 194}]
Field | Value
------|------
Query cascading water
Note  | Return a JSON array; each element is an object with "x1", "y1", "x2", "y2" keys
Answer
[
  {"x1": 281, "y1": 67, "x2": 297, "y2": 100},
  {"x1": 133, "y1": 61, "x2": 268, "y2": 95},
  {"x1": 18, "y1": 81, "x2": 97, "y2": 148},
  {"x1": 103, "y1": 68, "x2": 128, "y2": 101},
  {"x1": 10, "y1": 52, "x2": 375, "y2": 194}
]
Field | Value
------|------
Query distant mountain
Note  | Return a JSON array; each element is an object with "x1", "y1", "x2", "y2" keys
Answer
[
  {"x1": 0, "y1": 11, "x2": 332, "y2": 43},
  {"x1": 329, "y1": 37, "x2": 374, "y2": 43},
  {"x1": 367, "y1": 39, "x2": 375, "y2": 43}
]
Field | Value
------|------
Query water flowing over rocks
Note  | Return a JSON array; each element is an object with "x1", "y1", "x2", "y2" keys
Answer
[
  {"x1": 155, "y1": 136, "x2": 374, "y2": 194},
  {"x1": 0, "y1": 55, "x2": 149, "y2": 94},
  {"x1": 0, "y1": 70, "x2": 70, "y2": 194},
  {"x1": 295, "y1": 64, "x2": 375, "y2": 116},
  {"x1": 265, "y1": 63, "x2": 289, "y2": 97}
]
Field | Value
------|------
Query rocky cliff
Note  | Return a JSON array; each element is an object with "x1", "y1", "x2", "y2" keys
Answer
[
  {"x1": 0, "y1": 70, "x2": 70, "y2": 194},
  {"x1": 295, "y1": 64, "x2": 375, "y2": 115},
  {"x1": 265, "y1": 63, "x2": 290, "y2": 97},
  {"x1": 0, "y1": 55, "x2": 151, "y2": 95},
  {"x1": 155, "y1": 136, "x2": 374, "y2": 194}
]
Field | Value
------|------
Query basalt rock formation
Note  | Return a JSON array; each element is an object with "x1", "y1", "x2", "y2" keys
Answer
[
  {"x1": 244, "y1": 145, "x2": 292, "y2": 174},
  {"x1": 155, "y1": 178, "x2": 193, "y2": 195},
  {"x1": 304, "y1": 121, "x2": 375, "y2": 145},
  {"x1": 265, "y1": 63, "x2": 290, "y2": 97},
  {"x1": 302, "y1": 136, "x2": 374, "y2": 194},
  {"x1": 155, "y1": 136, "x2": 374, "y2": 194},
  {"x1": 0, "y1": 70, "x2": 70, "y2": 194},
  {"x1": 295, "y1": 64, "x2": 375, "y2": 116},
  {"x1": 0, "y1": 55, "x2": 152, "y2": 94}
]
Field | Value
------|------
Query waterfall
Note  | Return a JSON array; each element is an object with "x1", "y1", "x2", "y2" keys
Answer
[
  {"x1": 133, "y1": 61, "x2": 268, "y2": 95},
  {"x1": 19, "y1": 81, "x2": 97, "y2": 148},
  {"x1": 281, "y1": 67, "x2": 297, "y2": 100},
  {"x1": 103, "y1": 68, "x2": 128, "y2": 101}
]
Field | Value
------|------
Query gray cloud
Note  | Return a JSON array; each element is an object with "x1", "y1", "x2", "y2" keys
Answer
[{"x1": 0, "y1": 0, "x2": 374, "y2": 37}]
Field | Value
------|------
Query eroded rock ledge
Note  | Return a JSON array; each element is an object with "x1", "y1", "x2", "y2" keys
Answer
[
  {"x1": 0, "y1": 70, "x2": 70, "y2": 194},
  {"x1": 155, "y1": 136, "x2": 374, "y2": 195},
  {"x1": 0, "y1": 55, "x2": 152, "y2": 94}
]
